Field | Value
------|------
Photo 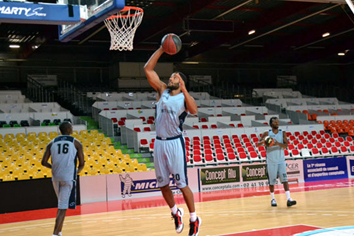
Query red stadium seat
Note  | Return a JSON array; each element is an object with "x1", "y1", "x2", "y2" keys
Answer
[
  {"x1": 291, "y1": 149, "x2": 301, "y2": 158},
  {"x1": 340, "y1": 146, "x2": 349, "y2": 155},
  {"x1": 284, "y1": 149, "x2": 290, "y2": 159},
  {"x1": 249, "y1": 151, "x2": 259, "y2": 160},
  {"x1": 204, "y1": 154, "x2": 214, "y2": 164},
  {"x1": 238, "y1": 152, "x2": 248, "y2": 162},
  {"x1": 311, "y1": 148, "x2": 320, "y2": 157},
  {"x1": 227, "y1": 153, "x2": 237, "y2": 162},
  {"x1": 143, "y1": 127, "x2": 151, "y2": 132},
  {"x1": 330, "y1": 147, "x2": 339, "y2": 156},
  {"x1": 297, "y1": 144, "x2": 305, "y2": 150},
  {"x1": 321, "y1": 147, "x2": 330, "y2": 156},
  {"x1": 260, "y1": 151, "x2": 266, "y2": 160}
]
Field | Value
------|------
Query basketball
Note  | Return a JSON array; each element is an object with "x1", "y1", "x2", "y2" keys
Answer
[
  {"x1": 264, "y1": 136, "x2": 274, "y2": 147},
  {"x1": 161, "y1": 33, "x2": 182, "y2": 55}
]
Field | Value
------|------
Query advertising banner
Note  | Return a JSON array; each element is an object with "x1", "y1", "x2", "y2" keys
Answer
[
  {"x1": 286, "y1": 160, "x2": 304, "y2": 183},
  {"x1": 0, "y1": 1, "x2": 80, "y2": 24},
  {"x1": 107, "y1": 168, "x2": 199, "y2": 200},
  {"x1": 346, "y1": 156, "x2": 354, "y2": 178},
  {"x1": 199, "y1": 166, "x2": 241, "y2": 192},
  {"x1": 303, "y1": 157, "x2": 348, "y2": 182},
  {"x1": 241, "y1": 163, "x2": 269, "y2": 188}
]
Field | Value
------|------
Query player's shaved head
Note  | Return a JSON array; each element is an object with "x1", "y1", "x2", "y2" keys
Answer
[{"x1": 59, "y1": 121, "x2": 73, "y2": 135}]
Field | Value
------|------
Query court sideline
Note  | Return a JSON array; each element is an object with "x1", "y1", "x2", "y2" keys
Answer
[{"x1": 1, "y1": 179, "x2": 354, "y2": 236}]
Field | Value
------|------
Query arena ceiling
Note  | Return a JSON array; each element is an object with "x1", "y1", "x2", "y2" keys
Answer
[{"x1": 1, "y1": 0, "x2": 354, "y2": 66}]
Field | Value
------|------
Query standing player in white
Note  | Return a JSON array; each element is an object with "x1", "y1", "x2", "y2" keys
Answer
[
  {"x1": 41, "y1": 122, "x2": 85, "y2": 236},
  {"x1": 144, "y1": 46, "x2": 201, "y2": 236},
  {"x1": 257, "y1": 117, "x2": 296, "y2": 207}
]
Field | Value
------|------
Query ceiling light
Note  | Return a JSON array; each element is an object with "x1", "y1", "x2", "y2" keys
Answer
[
  {"x1": 322, "y1": 32, "x2": 330, "y2": 37},
  {"x1": 9, "y1": 45, "x2": 20, "y2": 48},
  {"x1": 248, "y1": 30, "x2": 256, "y2": 35},
  {"x1": 182, "y1": 61, "x2": 199, "y2": 65},
  {"x1": 338, "y1": 52, "x2": 345, "y2": 56}
]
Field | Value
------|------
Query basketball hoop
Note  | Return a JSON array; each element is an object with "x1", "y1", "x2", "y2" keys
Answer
[{"x1": 104, "y1": 6, "x2": 144, "y2": 51}]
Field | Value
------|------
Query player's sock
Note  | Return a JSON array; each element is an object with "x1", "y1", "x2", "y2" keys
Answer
[
  {"x1": 270, "y1": 192, "x2": 275, "y2": 200},
  {"x1": 171, "y1": 205, "x2": 178, "y2": 215},
  {"x1": 190, "y1": 212, "x2": 197, "y2": 222},
  {"x1": 285, "y1": 191, "x2": 291, "y2": 200}
]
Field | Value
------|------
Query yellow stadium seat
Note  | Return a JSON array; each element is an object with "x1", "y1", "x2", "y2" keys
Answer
[
  {"x1": 137, "y1": 164, "x2": 147, "y2": 172},
  {"x1": 97, "y1": 132, "x2": 105, "y2": 139},
  {"x1": 125, "y1": 165, "x2": 136, "y2": 173},
  {"x1": 18, "y1": 172, "x2": 30, "y2": 180},
  {"x1": 15, "y1": 158, "x2": 25, "y2": 167},
  {"x1": 106, "y1": 161, "x2": 115, "y2": 169},
  {"x1": 90, "y1": 129, "x2": 98, "y2": 136},
  {"x1": 122, "y1": 154, "x2": 130, "y2": 159},
  {"x1": 115, "y1": 149, "x2": 123, "y2": 155},
  {"x1": 49, "y1": 131, "x2": 59, "y2": 139},
  {"x1": 130, "y1": 159, "x2": 139, "y2": 167},
  {"x1": 31, "y1": 138, "x2": 40, "y2": 145},
  {"x1": 87, "y1": 168, "x2": 97, "y2": 176},
  {"x1": 12, "y1": 168, "x2": 22, "y2": 178},
  {"x1": 5, "y1": 133, "x2": 15, "y2": 139},
  {"x1": 42, "y1": 169, "x2": 52, "y2": 178},
  {"x1": 27, "y1": 132, "x2": 36, "y2": 138},
  {"x1": 80, "y1": 130, "x2": 89, "y2": 138},
  {"x1": 100, "y1": 167, "x2": 111, "y2": 175},
  {"x1": 32, "y1": 172, "x2": 44, "y2": 179},
  {"x1": 3, "y1": 174, "x2": 14, "y2": 181},
  {"x1": 16, "y1": 133, "x2": 26, "y2": 142},
  {"x1": 112, "y1": 165, "x2": 123, "y2": 173}
]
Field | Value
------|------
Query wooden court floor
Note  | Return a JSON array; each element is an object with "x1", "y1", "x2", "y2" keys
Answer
[{"x1": 1, "y1": 179, "x2": 354, "y2": 236}]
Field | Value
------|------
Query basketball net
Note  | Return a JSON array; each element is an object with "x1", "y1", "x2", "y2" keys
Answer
[{"x1": 104, "y1": 6, "x2": 144, "y2": 51}]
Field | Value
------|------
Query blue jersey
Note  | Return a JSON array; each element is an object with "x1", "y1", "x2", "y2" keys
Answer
[
  {"x1": 266, "y1": 129, "x2": 285, "y2": 164},
  {"x1": 155, "y1": 89, "x2": 188, "y2": 138}
]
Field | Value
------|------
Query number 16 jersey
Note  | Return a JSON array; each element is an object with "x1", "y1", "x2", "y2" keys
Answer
[{"x1": 50, "y1": 135, "x2": 78, "y2": 181}]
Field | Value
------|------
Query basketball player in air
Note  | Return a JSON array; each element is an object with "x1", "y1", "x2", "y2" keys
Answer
[
  {"x1": 144, "y1": 46, "x2": 201, "y2": 236},
  {"x1": 41, "y1": 122, "x2": 85, "y2": 236},
  {"x1": 257, "y1": 117, "x2": 297, "y2": 207}
]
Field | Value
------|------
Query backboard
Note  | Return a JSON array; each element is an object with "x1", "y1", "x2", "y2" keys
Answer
[{"x1": 58, "y1": 0, "x2": 125, "y2": 42}]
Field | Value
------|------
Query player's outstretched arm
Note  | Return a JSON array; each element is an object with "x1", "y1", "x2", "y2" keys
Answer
[
  {"x1": 144, "y1": 47, "x2": 167, "y2": 96},
  {"x1": 75, "y1": 140, "x2": 85, "y2": 174},
  {"x1": 257, "y1": 132, "x2": 268, "y2": 147},
  {"x1": 41, "y1": 142, "x2": 53, "y2": 169}
]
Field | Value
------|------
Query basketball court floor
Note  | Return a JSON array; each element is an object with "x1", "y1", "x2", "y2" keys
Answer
[{"x1": 1, "y1": 178, "x2": 354, "y2": 236}]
